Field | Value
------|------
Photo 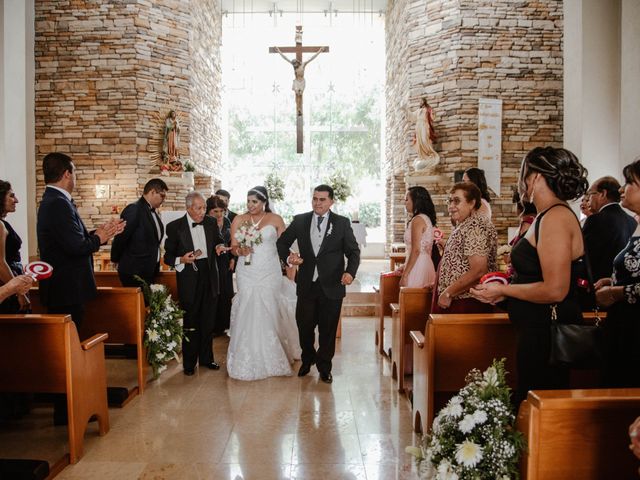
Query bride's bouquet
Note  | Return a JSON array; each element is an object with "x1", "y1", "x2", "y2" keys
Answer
[{"x1": 234, "y1": 221, "x2": 263, "y2": 266}]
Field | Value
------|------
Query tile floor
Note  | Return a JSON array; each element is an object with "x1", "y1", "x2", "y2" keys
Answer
[{"x1": 1, "y1": 316, "x2": 422, "y2": 479}]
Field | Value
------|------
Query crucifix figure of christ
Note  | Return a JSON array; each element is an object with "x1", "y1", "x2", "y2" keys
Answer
[{"x1": 270, "y1": 26, "x2": 329, "y2": 153}]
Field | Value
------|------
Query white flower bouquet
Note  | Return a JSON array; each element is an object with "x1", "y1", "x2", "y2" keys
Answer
[
  {"x1": 234, "y1": 221, "x2": 263, "y2": 266},
  {"x1": 136, "y1": 277, "x2": 185, "y2": 378},
  {"x1": 407, "y1": 359, "x2": 524, "y2": 479}
]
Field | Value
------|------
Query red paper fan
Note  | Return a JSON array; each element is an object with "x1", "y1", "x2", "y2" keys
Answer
[
  {"x1": 480, "y1": 271, "x2": 510, "y2": 285},
  {"x1": 24, "y1": 261, "x2": 53, "y2": 280}
]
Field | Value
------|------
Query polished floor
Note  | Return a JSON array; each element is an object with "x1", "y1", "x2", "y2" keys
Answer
[{"x1": 1, "y1": 316, "x2": 421, "y2": 479}]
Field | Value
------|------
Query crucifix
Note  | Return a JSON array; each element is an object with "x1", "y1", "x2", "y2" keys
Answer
[{"x1": 270, "y1": 26, "x2": 329, "y2": 153}]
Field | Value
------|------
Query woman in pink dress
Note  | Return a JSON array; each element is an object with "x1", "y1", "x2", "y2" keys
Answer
[{"x1": 399, "y1": 186, "x2": 437, "y2": 288}]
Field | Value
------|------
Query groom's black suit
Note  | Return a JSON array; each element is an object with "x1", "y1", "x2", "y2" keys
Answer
[{"x1": 277, "y1": 211, "x2": 360, "y2": 375}]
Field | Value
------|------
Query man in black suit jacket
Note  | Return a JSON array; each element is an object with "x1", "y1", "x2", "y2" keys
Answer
[
  {"x1": 277, "y1": 184, "x2": 360, "y2": 383},
  {"x1": 583, "y1": 176, "x2": 638, "y2": 282},
  {"x1": 215, "y1": 189, "x2": 237, "y2": 224},
  {"x1": 164, "y1": 192, "x2": 228, "y2": 375},
  {"x1": 111, "y1": 178, "x2": 168, "y2": 288},
  {"x1": 37, "y1": 152, "x2": 124, "y2": 327}
]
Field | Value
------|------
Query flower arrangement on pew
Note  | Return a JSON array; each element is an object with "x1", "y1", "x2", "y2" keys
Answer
[
  {"x1": 137, "y1": 277, "x2": 185, "y2": 378},
  {"x1": 406, "y1": 359, "x2": 524, "y2": 479}
]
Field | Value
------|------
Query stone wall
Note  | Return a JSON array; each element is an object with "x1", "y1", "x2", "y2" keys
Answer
[
  {"x1": 385, "y1": 0, "x2": 563, "y2": 245},
  {"x1": 34, "y1": 0, "x2": 222, "y2": 231}
]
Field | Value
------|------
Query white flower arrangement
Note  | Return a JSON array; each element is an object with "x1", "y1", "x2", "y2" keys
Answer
[
  {"x1": 407, "y1": 359, "x2": 524, "y2": 479},
  {"x1": 234, "y1": 221, "x2": 263, "y2": 266},
  {"x1": 136, "y1": 277, "x2": 185, "y2": 379}
]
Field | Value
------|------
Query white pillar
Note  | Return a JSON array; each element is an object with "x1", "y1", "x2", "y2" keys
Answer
[
  {"x1": 621, "y1": 0, "x2": 640, "y2": 166},
  {"x1": 0, "y1": 0, "x2": 35, "y2": 261}
]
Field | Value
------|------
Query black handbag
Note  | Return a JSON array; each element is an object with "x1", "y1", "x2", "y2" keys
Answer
[
  {"x1": 549, "y1": 241, "x2": 604, "y2": 369},
  {"x1": 549, "y1": 305, "x2": 604, "y2": 369}
]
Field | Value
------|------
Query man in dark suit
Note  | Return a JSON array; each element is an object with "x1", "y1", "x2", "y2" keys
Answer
[
  {"x1": 111, "y1": 178, "x2": 168, "y2": 289},
  {"x1": 583, "y1": 176, "x2": 637, "y2": 281},
  {"x1": 164, "y1": 192, "x2": 228, "y2": 375},
  {"x1": 37, "y1": 152, "x2": 124, "y2": 328},
  {"x1": 215, "y1": 189, "x2": 237, "y2": 224},
  {"x1": 276, "y1": 184, "x2": 360, "y2": 383}
]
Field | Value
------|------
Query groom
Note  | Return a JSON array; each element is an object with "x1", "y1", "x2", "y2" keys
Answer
[{"x1": 277, "y1": 184, "x2": 360, "y2": 383}]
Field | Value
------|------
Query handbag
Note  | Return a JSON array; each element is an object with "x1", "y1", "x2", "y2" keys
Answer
[
  {"x1": 549, "y1": 240, "x2": 604, "y2": 369},
  {"x1": 549, "y1": 304, "x2": 604, "y2": 369}
]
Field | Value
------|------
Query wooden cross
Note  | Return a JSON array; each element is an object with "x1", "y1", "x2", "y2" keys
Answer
[{"x1": 270, "y1": 26, "x2": 329, "y2": 153}]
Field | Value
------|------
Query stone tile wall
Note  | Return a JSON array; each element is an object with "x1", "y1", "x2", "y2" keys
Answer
[
  {"x1": 385, "y1": 0, "x2": 563, "y2": 246},
  {"x1": 34, "y1": 0, "x2": 222, "y2": 232}
]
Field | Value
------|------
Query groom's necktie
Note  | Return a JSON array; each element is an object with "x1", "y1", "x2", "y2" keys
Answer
[{"x1": 317, "y1": 216, "x2": 324, "y2": 232}]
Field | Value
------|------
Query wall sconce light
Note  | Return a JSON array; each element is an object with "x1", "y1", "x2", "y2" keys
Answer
[{"x1": 95, "y1": 184, "x2": 110, "y2": 199}]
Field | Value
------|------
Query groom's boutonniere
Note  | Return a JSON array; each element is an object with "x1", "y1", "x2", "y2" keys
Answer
[{"x1": 326, "y1": 223, "x2": 333, "y2": 236}]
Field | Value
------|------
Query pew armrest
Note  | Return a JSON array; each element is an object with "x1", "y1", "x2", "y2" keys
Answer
[
  {"x1": 390, "y1": 303, "x2": 400, "y2": 314},
  {"x1": 81, "y1": 333, "x2": 109, "y2": 351},
  {"x1": 410, "y1": 330, "x2": 424, "y2": 348}
]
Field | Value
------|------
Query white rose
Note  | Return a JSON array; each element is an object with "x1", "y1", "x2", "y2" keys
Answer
[{"x1": 150, "y1": 284, "x2": 165, "y2": 293}]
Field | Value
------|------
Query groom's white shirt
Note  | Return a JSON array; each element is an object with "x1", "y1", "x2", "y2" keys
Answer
[{"x1": 310, "y1": 212, "x2": 329, "y2": 281}]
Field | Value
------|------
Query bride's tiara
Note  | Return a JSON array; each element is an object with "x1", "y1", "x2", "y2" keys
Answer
[{"x1": 248, "y1": 189, "x2": 268, "y2": 202}]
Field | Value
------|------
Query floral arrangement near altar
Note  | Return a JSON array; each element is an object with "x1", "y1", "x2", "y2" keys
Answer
[
  {"x1": 137, "y1": 278, "x2": 185, "y2": 378},
  {"x1": 234, "y1": 221, "x2": 263, "y2": 265},
  {"x1": 328, "y1": 172, "x2": 352, "y2": 203},
  {"x1": 406, "y1": 359, "x2": 524, "y2": 480},
  {"x1": 264, "y1": 172, "x2": 285, "y2": 202}
]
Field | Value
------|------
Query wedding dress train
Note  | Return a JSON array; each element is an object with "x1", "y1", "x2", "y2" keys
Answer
[{"x1": 227, "y1": 225, "x2": 301, "y2": 380}]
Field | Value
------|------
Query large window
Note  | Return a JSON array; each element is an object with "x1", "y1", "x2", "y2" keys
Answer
[{"x1": 220, "y1": 14, "x2": 385, "y2": 241}]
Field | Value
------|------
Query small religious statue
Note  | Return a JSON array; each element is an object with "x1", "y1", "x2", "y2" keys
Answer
[
  {"x1": 405, "y1": 98, "x2": 440, "y2": 171},
  {"x1": 162, "y1": 110, "x2": 182, "y2": 170},
  {"x1": 274, "y1": 45, "x2": 327, "y2": 116}
]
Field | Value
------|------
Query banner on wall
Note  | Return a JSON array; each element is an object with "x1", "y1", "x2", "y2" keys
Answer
[{"x1": 478, "y1": 98, "x2": 503, "y2": 196}]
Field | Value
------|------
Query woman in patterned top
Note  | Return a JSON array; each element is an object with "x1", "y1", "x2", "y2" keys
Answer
[
  {"x1": 432, "y1": 182, "x2": 497, "y2": 313},
  {"x1": 595, "y1": 157, "x2": 640, "y2": 388}
]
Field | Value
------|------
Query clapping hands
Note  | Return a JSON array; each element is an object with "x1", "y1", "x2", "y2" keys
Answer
[{"x1": 96, "y1": 218, "x2": 126, "y2": 244}]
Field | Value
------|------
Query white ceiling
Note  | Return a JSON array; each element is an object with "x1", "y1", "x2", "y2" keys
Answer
[{"x1": 220, "y1": 0, "x2": 387, "y2": 16}]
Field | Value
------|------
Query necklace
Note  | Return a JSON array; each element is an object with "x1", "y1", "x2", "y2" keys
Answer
[{"x1": 250, "y1": 213, "x2": 266, "y2": 227}]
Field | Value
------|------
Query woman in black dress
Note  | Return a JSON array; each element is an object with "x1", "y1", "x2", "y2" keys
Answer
[
  {"x1": 472, "y1": 147, "x2": 589, "y2": 405},
  {"x1": 207, "y1": 194, "x2": 234, "y2": 335},
  {"x1": 0, "y1": 180, "x2": 28, "y2": 313},
  {"x1": 595, "y1": 158, "x2": 640, "y2": 388}
]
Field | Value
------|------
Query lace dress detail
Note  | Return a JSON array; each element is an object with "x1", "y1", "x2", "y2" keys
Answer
[
  {"x1": 403, "y1": 214, "x2": 436, "y2": 288},
  {"x1": 227, "y1": 225, "x2": 301, "y2": 380}
]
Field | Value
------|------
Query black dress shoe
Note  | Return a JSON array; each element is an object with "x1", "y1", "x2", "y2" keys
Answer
[
  {"x1": 204, "y1": 362, "x2": 220, "y2": 370},
  {"x1": 184, "y1": 368, "x2": 195, "y2": 376},
  {"x1": 319, "y1": 372, "x2": 333, "y2": 384},
  {"x1": 298, "y1": 363, "x2": 312, "y2": 377}
]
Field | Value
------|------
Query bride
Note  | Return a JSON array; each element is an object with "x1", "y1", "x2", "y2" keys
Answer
[{"x1": 226, "y1": 186, "x2": 301, "y2": 380}]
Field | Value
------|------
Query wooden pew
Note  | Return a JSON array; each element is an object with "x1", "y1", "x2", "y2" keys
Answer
[
  {"x1": 518, "y1": 388, "x2": 640, "y2": 479},
  {"x1": 374, "y1": 273, "x2": 400, "y2": 355},
  {"x1": 30, "y1": 287, "x2": 148, "y2": 398},
  {"x1": 390, "y1": 287, "x2": 431, "y2": 394},
  {"x1": 410, "y1": 313, "x2": 518, "y2": 434},
  {"x1": 0, "y1": 314, "x2": 109, "y2": 464},
  {"x1": 94, "y1": 271, "x2": 178, "y2": 300}
]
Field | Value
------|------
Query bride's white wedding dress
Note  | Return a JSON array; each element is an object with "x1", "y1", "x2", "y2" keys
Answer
[{"x1": 227, "y1": 224, "x2": 301, "y2": 380}]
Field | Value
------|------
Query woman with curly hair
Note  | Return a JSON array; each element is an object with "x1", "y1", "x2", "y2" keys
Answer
[
  {"x1": 472, "y1": 146, "x2": 589, "y2": 404},
  {"x1": 0, "y1": 180, "x2": 28, "y2": 313}
]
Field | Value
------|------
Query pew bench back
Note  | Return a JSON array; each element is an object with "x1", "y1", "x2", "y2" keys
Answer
[
  {"x1": 518, "y1": 388, "x2": 640, "y2": 479},
  {"x1": 0, "y1": 315, "x2": 109, "y2": 463}
]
